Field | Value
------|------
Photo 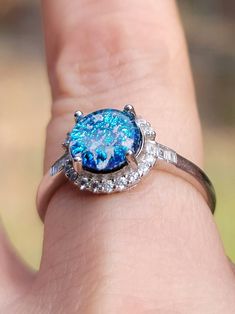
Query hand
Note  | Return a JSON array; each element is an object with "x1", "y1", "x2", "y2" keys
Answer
[{"x1": 1, "y1": 0, "x2": 235, "y2": 313}]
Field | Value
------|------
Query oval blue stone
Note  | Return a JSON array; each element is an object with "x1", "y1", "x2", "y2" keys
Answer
[{"x1": 69, "y1": 109, "x2": 142, "y2": 173}]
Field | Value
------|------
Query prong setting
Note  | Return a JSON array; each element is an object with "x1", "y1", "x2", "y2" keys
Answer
[
  {"x1": 73, "y1": 156, "x2": 83, "y2": 172},
  {"x1": 61, "y1": 132, "x2": 71, "y2": 151},
  {"x1": 63, "y1": 109, "x2": 158, "y2": 193},
  {"x1": 124, "y1": 104, "x2": 136, "y2": 116},
  {"x1": 74, "y1": 110, "x2": 84, "y2": 122},
  {"x1": 64, "y1": 110, "x2": 157, "y2": 194},
  {"x1": 126, "y1": 150, "x2": 138, "y2": 170}
]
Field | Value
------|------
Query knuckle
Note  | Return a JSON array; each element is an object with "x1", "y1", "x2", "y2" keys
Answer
[{"x1": 48, "y1": 12, "x2": 172, "y2": 116}]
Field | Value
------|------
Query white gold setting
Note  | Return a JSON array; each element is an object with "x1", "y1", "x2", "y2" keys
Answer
[
  {"x1": 38, "y1": 104, "x2": 216, "y2": 221},
  {"x1": 58, "y1": 117, "x2": 158, "y2": 194}
]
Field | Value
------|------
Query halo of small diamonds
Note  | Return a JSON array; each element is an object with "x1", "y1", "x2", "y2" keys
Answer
[{"x1": 63, "y1": 116, "x2": 158, "y2": 193}]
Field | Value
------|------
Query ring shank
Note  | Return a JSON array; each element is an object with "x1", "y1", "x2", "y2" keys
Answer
[
  {"x1": 177, "y1": 154, "x2": 216, "y2": 211},
  {"x1": 37, "y1": 143, "x2": 216, "y2": 221},
  {"x1": 36, "y1": 169, "x2": 67, "y2": 221},
  {"x1": 155, "y1": 143, "x2": 216, "y2": 214}
]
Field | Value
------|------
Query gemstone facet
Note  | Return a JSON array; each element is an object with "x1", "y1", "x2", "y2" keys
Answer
[{"x1": 69, "y1": 109, "x2": 142, "y2": 173}]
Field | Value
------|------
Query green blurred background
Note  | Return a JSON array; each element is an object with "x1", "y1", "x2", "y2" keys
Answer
[{"x1": 0, "y1": 0, "x2": 234, "y2": 270}]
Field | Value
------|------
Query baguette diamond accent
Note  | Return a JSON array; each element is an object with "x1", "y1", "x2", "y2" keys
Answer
[
  {"x1": 50, "y1": 154, "x2": 69, "y2": 176},
  {"x1": 156, "y1": 144, "x2": 177, "y2": 164}
]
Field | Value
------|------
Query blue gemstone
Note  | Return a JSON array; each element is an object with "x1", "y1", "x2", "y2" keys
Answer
[{"x1": 69, "y1": 109, "x2": 142, "y2": 173}]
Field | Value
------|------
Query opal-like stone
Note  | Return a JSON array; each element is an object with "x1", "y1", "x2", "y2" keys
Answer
[{"x1": 69, "y1": 109, "x2": 142, "y2": 173}]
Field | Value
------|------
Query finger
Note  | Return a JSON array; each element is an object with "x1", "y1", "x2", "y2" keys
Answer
[
  {"x1": 37, "y1": 0, "x2": 235, "y2": 311},
  {"x1": 0, "y1": 223, "x2": 34, "y2": 308},
  {"x1": 42, "y1": 0, "x2": 202, "y2": 171}
]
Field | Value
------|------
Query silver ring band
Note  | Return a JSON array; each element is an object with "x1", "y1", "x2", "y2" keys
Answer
[
  {"x1": 155, "y1": 143, "x2": 216, "y2": 213},
  {"x1": 37, "y1": 142, "x2": 216, "y2": 220},
  {"x1": 36, "y1": 106, "x2": 216, "y2": 221}
]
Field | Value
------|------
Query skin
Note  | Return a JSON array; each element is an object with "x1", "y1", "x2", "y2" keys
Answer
[{"x1": 0, "y1": 0, "x2": 235, "y2": 313}]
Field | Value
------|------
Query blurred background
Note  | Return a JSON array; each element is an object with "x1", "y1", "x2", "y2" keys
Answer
[{"x1": 0, "y1": 0, "x2": 234, "y2": 270}]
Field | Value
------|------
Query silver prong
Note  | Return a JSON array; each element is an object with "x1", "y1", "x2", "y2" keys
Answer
[
  {"x1": 61, "y1": 142, "x2": 68, "y2": 151},
  {"x1": 73, "y1": 156, "x2": 83, "y2": 172},
  {"x1": 124, "y1": 104, "x2": 136, "y2": 116},
  {"x1": 126, "y1": 150, "x2": 138, "y2": 170},
  {"x1": 61, "y1": 132, "x2": 71, "y2": 151},
  {"x1": 74, "y1": 110, "x2": 84, "y2": 122}
]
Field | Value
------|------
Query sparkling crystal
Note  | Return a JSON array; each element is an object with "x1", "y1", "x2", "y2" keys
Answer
[
  {"x1": 69, "y1": 109, "x2": 142, "y2": 173},
  {"x1": 128, "y1": 171, "x2": 139, "y2": 184},
  {"x1": 136, "y1": 119, "x2": 148, "y2": 127},
  {"x1": 80, "y1": 177, "x2": 89, "y2": 190},
  {"x1": 146, "y1": 142, "x2": 157, "y2": 155},
  {"x1": 91, "y1": 180, "x2": 100, "y2": 192},
  {"x1": 115, "y1": 176, "x2": 128, "y2": 190},
  {"x1": 102, "y1": 179, "x2": 114, "y2": 193},
  {"x1": 138, "y1": 163, "x2": 150, "y2": 176},
  {"x1": 50, "y1": 154, "x2": 68, "y2": 176},
  {"x1": 142, "y1": 150, "x2": 156, "y2": 166},
  {"x1": 69, "y1": 172, "x2": 78, "y2": 181},
  {"x1": 65, "y1": 168, "x2": 78, "y2": 181}
]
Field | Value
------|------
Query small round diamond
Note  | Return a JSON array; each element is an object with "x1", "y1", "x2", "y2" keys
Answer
[
  {"x1": 138, "y1": 163, "x2": 150, "y2": 176},
  {"x1": 102, "y1": 180, "x2": 114, "y2": 193},
  {"x1": 80, "y1": 177, "x2": 89, "y2": 190},
  {"x1": 142, "y1": 154, "x2": 156, "y2": 167},
  {"x1": 69, "y1": 109, "x2": 142, "y2": 173},
  {"x1": 90, "y1": 180, "x2": 100, "y2": 193},
  {"x1": 128, "y1": 172, "x2": 140, "y2": 184},
  {"x1": 115, "y1": 176, "x2": 128, "y2": 191}
]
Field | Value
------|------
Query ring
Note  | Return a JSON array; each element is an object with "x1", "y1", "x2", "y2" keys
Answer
[{"x1": 37, "y1": 105, "x2": 216, "y2": 220}]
